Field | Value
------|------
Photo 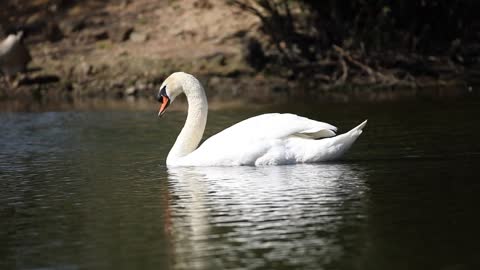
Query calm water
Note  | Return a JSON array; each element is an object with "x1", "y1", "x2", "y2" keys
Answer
[{"x1": 1, "y1": 100, "x2": 480, "y2": 270}]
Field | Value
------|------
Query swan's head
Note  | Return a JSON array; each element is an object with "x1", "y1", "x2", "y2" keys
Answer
[{"x1": 156, "y1": 72, "x2": 185, "y2": 117}]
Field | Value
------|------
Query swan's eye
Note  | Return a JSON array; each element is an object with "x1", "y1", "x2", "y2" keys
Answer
[{"x1": 157, "y1": 85, "x2": 168, "y2": 102}]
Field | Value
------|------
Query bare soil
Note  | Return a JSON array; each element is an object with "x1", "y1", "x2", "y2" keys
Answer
[{"x1": 0, "y1": 0, "x2": 477, "y2": 105}]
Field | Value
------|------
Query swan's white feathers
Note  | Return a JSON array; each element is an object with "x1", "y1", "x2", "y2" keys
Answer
[
  {"x1": 175, "y1": 114, "x2": 365, "y2": 166},
  {"x1": 203, "y1": 113, "x2": 336, "y2": 144},
  {"x1": 296, "y1": 128, "x2": 337, "y2": 139}
]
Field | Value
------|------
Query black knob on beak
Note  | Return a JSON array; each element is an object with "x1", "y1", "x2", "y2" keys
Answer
[{"x1": 157, "y1": 85, "x2": 167, "y2": 102}]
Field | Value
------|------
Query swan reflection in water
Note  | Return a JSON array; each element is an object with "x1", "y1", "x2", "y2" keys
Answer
[{"x1": 166, "y1": 164, "x2": 368, "y2": 269}]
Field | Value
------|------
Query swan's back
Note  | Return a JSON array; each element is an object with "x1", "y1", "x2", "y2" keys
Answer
[
  {"x1": 205, "y1": 113, "x2": 336, "y2": 142},
  {"x1": 0, "y1": 32, "x2": 31, "y2": 75},
  {"x1": 172, "y1": 113, "x2": 366, "y2": 166}
]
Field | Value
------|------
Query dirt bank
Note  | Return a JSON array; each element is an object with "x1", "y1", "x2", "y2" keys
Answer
[{"x1": 0, "y1": 0, "x2": 478, "y2": 105}]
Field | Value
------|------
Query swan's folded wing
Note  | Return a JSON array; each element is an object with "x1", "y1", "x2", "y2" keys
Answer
[
  {"x1": 295, "y1": 127, "x2": 337, "y2": 139},
  {"x1": 201, "y1": 113, "x2": 337, "y2": 148}
]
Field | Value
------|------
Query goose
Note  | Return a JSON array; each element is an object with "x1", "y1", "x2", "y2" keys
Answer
[{"x1": 157, "y1": 72, "x2": 367, "y2": 166}]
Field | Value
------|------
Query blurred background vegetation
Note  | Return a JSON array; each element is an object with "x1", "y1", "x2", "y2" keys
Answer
[
  {"x1": 232, "y1": 0, "x2": 479, "y2": 83},
  {"x1": 1, "y1": 0, "x2": 479, "y2": 103},
  {"x1": 234, "y1": 0, "x2": 479, "y2": 56}
]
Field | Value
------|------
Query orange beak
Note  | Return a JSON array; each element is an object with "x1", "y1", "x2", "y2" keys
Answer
[{"x1": 158, "y1": 95, "x2": 170, "y2": 117}]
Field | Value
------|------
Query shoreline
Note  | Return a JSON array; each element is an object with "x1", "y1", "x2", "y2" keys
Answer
[{"x1": 1, "y1": 80, "x2": 477, "y2": 113}]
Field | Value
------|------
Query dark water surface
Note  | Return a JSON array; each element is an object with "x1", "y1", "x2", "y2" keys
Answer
[{"x1": 1, "y1": 100, "x2": 480, "y2": 270}]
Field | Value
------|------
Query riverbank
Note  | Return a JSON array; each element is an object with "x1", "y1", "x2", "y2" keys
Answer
[
  {"x1": 1, "y1": 83, "x2": 478, "y2": 113},
  {"x1": 1, "y1": 0, "x2": 478, "y2": 104}
]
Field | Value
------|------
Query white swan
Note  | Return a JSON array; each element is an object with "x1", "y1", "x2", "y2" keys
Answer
[
  {"x1": 0, "y1": 31, "x2": 31, "y2": 76},
  {"x1": 157, "y1": 72, "x2": 367, "y2": 167}
]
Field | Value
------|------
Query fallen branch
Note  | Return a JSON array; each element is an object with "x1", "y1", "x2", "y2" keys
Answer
[
  {"x1": 333, "y1": 45, "x2": 373, "y2": 75},
  {"x1": 332, "y1": 44, "x2": 394, "y2": 83},
  {"x1": 336, "y1": 56, "x2": 348, "y2": 85}
]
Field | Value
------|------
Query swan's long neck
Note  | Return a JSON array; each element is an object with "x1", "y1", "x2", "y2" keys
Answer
[{"x1": 167, "y1": 76, "x2": 208, "y2": 164}]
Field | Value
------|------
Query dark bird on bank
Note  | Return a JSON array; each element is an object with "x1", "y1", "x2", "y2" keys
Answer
[{"x1": 0, "y1": 31, "x2": 32, "y2": 84}]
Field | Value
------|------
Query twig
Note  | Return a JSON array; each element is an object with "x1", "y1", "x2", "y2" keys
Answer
[
  {"x1": 333, "y1": 44, "x2": 374, "y2": 76},
  {"x1": 333, "y1": 44, "x2": 398, "y2": 84},
  {"x1": 336, "y1": 56, "x2": 348, "y2": 84}
]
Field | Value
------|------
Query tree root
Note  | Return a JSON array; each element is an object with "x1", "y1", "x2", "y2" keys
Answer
[
  {"x1": 335, "y1": 56, "x2": 348, "y2": 85},
  {"x1": 333, "y1": 45, "x2": 397, "y2": 85}
]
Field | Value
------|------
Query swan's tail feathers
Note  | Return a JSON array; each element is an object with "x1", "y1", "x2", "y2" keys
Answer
[
  {"x1": 347, "y1": 119, "x2": 368, "y2": 136},
  {"x1": 313, "y1": 120, "x2": 367, "y2": 162}
]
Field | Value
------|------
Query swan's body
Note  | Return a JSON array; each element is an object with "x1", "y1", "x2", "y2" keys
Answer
[
  {"x1": 0, "y1": 32, "x2": 31, "y2": 76},
  {"x1": 157, "y1": 72, "x2": 367, "y2": 167}
]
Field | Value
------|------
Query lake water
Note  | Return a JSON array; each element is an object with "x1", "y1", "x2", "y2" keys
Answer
[{"x1": 1, "y1": 99, "x2": 480, "y2": 270}]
